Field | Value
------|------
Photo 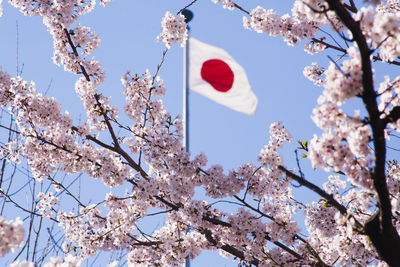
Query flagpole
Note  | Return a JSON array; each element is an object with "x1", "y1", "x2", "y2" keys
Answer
[
  {"x1": 181, "y1": 9, "x2": 193, "y2": 267},
  {"x1": 182, "y1": 9, "x2": 192, "y2": 152},
  {"x1": 183, "y1": 30, "x2": 189, "y2": 152},
  {"x1": 183, "y1": 39, "x2": 191, "y2": 267}
]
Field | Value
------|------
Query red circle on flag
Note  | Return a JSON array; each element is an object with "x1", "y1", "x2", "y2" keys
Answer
[{"x1": 201, "y1": 59, "x2": 234, "y2": 92}]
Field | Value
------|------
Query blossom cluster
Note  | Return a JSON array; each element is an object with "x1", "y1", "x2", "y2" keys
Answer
[
  {"x1": 11, "y1": 255, "x2": 82, "y2": 267},
  {"x1": 9, "y1": 261, "x2": 34, "y2": 267},
  {"x1": 309, "y1": 98, "x2": 374, "y2": 189},
  {"x1": 304, "y1": 40, "x2": 326, "y2": 54},
  {"x1": 100, "y1": 0, "x2": 114, "y2": 7},
  {"x1": 37, "y1": 192, "x2": 59, "y2": 218},
  {"x1": 387, "y1": 164, "x2": 400, "y2": 229},
  {"x1": 304, "y1": 43, "x2": 374, "y2": 191},
  {"x1": 305, "y1": 199, "x2": 377, "y2": 266},
  {"x1": 75, "y1": 77, "x2": 119, "y2": 132},
  {"x1": 323, "y1": 47, "x2": 363, "y2": 105},
  {"x1": 377, "y1": 0, "x2": 400, "y2": 15},
  {"x1": 0, "y1": 216, "x2": 25, "y2": 257},
  {"x1": 126, "y1": 214, "x2": 208, "y2": 266},
  {"x1": 9, "y1": 0, "x2": 105, "y2": 85},
  {"x1": 291, "y1": 0, "x2": 343, "y2": 28},
  {"x1": 240, "y1": 0, "x2": 344, "y2": 51},
  {"x1": 355, "y1": 5, "x2": 400, "y2": 62},
  {"x1": 306, "y1": 177, "x2": 377, "y2": 266},
  {"x1": 303, "y1": 62, "x2": 324, "y2": 86},
  {"x1": 242, "y1": 6, "x2": 318, "y2": 46},
  {"x1": 0, "y1": 67, "x2": 128, "y2": 187},
  {"x1": 157, "y1": 12, "x2": 188, "y2": 49},
  {"x1": 377, "y1": 75, "x2": 400, "y2": 131},
  {"x1": 211, "y1": 0, "x2": 235, "y2": 10}
]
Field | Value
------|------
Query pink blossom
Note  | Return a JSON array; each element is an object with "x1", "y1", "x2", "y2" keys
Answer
[
  {"x1": 157, "y1": 11, "x2": 188, "y2": 49},
  {"x1": 212, "y1": 0, "x2": 235, "y2": 10},
  {"x1": 0, "y1": 216, "x2": 25, "y2": 256}
]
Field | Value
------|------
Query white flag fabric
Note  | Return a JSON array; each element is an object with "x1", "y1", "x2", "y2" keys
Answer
[{"x1": 188, "y1": 37, "x2": 258, "y2": 115}]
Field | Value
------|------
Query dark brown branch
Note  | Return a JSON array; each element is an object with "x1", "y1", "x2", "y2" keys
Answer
[
  {"x1": 233, "y1": 3, "x2": 250, "y2": 15},
  {"x1": 383, "y1": 106, "x2": 400, "y2": 125},
  {"x1": 202, "y1": 216, "x2": 231, "y2": 227},
  {"x1": 177, "y1": 0, "x2": 199, "y2": 15},
  {"x1": 72, "y1": 126, "x2": 148, "y2": 179},
  {"x1": 200, "y1": 228, "x2": 259, "y2": 266},
  {"x1": 311, "y1": 37, "x2": 346, "y2": 53},
  {"x1": 278, "y1": 166, "x2": 348, "y2": 215},
  {"x1": 372, "y1": 55, "x2": 400, "y2": 66},
  {"x1": 344, "y1": 0, "x2": 357, "y2": 13},
  {"x1": 63, "y1": 28, "x2": 91, "y2": 82},
  {"x1": 32, "y1": 216, "x2": 43, "y2": 263}
]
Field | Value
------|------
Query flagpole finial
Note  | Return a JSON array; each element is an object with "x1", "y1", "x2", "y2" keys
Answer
[{"x1": 181, "y1": 9, "x2": 193, "y2": 25}]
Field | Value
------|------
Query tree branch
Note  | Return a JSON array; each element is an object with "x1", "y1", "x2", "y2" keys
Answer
[
  {"x1": 278, "y1": 166, "x2": 348, "y2": 215},
  {"x1": 383, "y1": 106, "x2": 400, "y2": 125}
]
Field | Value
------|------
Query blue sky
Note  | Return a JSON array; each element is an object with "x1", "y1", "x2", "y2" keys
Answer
[{"x1": 1, "y1": 1, "x2": 398, "y2": 266}]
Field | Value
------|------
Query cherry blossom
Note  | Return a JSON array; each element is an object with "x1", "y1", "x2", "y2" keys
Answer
[
  {"x1": 212, "y1": 0, "x2": 235, "y2": 10},
  {"x1": 37, "y1": 192, "x2": 59, "y2": 218},
  {"x1": 11, "y1": 255, "x2": 82, "y2": 267},
  {"x1": 157, "y1": 11, "x2": 188, "y2": 49},
  {"x1": 303, "y1": 62, "x2": 324, "y2": 86},
  {"x1": 243, "y1": 6, "x2": 317, "y2": 46},
  {"x1": 100, "y1": 0, "x2": 114, "y2": 7},
  {"x1": 377, "y1": 0, "x2": 400, "y2": 14},
  {"x1": 0, "y1": 216, "x2": 25, "y2": 257},
  {"x1": 9, "y1": 261, "x2": 35, "y2": 267}
]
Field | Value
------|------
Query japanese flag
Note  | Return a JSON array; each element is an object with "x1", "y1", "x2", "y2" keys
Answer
[{"x1": 188, "y1": 37, "x2": 258, "y2": 115}]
